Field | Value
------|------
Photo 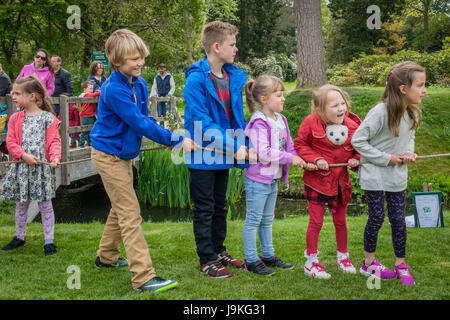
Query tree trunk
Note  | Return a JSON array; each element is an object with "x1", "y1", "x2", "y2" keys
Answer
[
  {"x1": 423, "y1": 0, "x2": 431, "y2": 51},
  {"x1": 184, "y1": 0, "x2": 193, "y2": 66},
  {"x1": 294, "y1": 0, "x2": 327, "y2": 89}
]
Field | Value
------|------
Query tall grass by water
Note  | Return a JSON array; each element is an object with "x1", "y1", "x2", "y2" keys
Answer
[{"x1": 136, "y1": 147, "x2": 245, "y2": 209}]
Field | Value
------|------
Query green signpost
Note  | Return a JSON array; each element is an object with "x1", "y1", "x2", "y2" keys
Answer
[{"x1": 91, "y1": 50, "x2": 109, "y2": 68}]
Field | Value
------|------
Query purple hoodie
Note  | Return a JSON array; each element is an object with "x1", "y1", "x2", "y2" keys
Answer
[
  {"x1": 16, "y1": 62, "x2": 55, "y2": 96},
  {"x1": 244, "y1": 110, "x2": 298, "y2": 186}
]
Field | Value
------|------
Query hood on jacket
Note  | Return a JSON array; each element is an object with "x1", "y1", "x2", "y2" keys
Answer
[{"x1": 185, "y1": 56, "x2": 246, "y2": 86}]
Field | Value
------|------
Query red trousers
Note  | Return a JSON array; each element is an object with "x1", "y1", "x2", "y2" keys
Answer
[{"x1": 306, "y1": 199, "x2": 348, "y2": 255}]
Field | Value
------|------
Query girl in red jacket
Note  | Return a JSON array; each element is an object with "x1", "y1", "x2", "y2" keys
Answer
[
  {"x1": 1, "y1": 76, "x2": 61, "y2": 256},
  {"x1": 294, "y1": 85, "x2": 360, "y2": 279}
]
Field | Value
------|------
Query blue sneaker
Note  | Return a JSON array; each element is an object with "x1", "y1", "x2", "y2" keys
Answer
[{"x1": 136, "y1": 277, "x2": 178, "y2": 292}]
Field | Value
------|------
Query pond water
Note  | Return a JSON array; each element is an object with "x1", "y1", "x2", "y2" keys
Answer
[{"x1": 52, "y1": 181, "x2": 375, "y2": 223}]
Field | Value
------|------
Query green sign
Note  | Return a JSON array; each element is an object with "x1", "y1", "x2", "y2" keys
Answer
[{"x1": 91, "y1": 50, "x2": 109, "y2": 68}]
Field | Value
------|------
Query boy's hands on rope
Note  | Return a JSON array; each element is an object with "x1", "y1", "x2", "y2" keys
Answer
[
  {"x1": 347, "y1": 158, "x2": 360, "y2": 168},
  {"x1": 181, "y1": 137, "x2": 200, "y2": 152}
]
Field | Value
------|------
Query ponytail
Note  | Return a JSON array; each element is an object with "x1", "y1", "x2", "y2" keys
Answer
[
  {"x1": 14, "y1": 76, "x2": 55, "y2": 115},
  {"x1": 244, "y1": 80, "x2": 256, "y2": 113}
]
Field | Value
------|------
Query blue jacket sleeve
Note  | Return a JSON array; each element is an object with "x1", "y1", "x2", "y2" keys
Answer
[
  {"x1": 184, "y1": 75, "x2": 237, "y2": 156},
  {"x1": 105, "y1": 86, "x2": 183, "y2": 147}
]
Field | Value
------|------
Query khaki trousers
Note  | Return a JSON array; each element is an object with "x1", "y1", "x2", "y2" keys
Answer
[{"x1": 91, "y1": 148, "x2": 156, "y2": 289}]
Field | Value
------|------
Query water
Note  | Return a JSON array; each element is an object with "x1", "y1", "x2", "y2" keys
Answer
[{"x1": 52, "y1": 182, "x2": 318, "y2": 223}]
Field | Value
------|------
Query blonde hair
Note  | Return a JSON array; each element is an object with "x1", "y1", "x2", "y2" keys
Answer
[
  {"x1": 14, "y1": 76, "x2": 55, "y2": 114},
  {"x1": 382, "y1": 61, "x2": 424, "y2": 137},
  {"x1": 201, "y1": 21, "x2": 238, "y2": 54},
  {"x1": 105, "y1": 29, "x2": 149, "y2": 71},
  {"x1": 244, "y1": 74, "x2": 285, "y2": 113},
  {"x1": 311, "y1": 84, "x2": 351, "y2": 118}
]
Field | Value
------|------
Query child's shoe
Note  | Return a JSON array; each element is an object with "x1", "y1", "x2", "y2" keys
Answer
[
  {"x1": 337, "y1": 252, "x2": 356, "y2": 274},
  {"x1": 244, "y1": 259, "x2": 275, "y2": 276},
  {"x1": 200, "y1": 261, "x2": 233, "y2": 278},
  {"x1": 44, "y1": 243, "x2": 57, "y2": 256},
  {"x1": 395, "y1": 263, "x2": 415, "y2": 286},
  {"x1": 261, "y1": 256, "x2": 294, "y2": 270},
  {"x1": 359, "y1": 259, "x2": 396, "y2": 279},
  {"x1": 2, "y1": 236, "x2": 26, "y2": 251},
  {"x1": 217, "y1": 252, "x2": 244, "y2": 268},
  {"x1": 135, "y1": 276, "x2": 178, "y2": 292},
  {"x1": 304, "y1": 262, "x2": 331, "y2": 279},
  {"x1": 95, "y1": 256, "x2": 129, "y2": 268}
]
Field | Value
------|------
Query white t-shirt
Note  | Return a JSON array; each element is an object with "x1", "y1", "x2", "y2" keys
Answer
[{"x1": 266, "y1": 113, "x2": 287, "y2": 179}]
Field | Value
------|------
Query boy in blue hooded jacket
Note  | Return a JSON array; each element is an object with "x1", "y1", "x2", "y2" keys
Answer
[
  {"x1": 90, "y1": 29, "x2": 196, "y2": 292},
  {"x1": 184, "y1": 21, "x2": 249, "y2": 278}
]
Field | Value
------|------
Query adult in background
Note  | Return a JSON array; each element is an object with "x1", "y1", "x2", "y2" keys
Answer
[
  {"x1": 87, "y1": 61, "x2": 107, "y2": 92},
  {"x1": 50, "y1": 55, "x2": 73, "y2": 117},
  {"x1": 0, "y1": 63, "x2": 12, "y2": 96},
  {"x1": 16, "y1": 48, "x2": 55, "y2": 97},
  {"x1": 0, "y1": 63, "x2": 12, "y2": 156},
  {"x1": 150, "y1": 63, "x2": 175, "y2": 127}
]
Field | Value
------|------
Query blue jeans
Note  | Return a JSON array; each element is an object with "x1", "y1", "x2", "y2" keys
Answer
[
  {"x1": 243, "y1": 177, "x2": 278, "y2": 263},
  {"x1": 157, "y1": 100, "x2": 171, "y2": 126}
]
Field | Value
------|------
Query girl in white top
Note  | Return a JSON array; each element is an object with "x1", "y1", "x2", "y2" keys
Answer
[{"x1": 351, "y1": 61, "x2": 427, "y2": 286}]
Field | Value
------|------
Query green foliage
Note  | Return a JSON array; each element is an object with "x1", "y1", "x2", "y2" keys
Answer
[
  {"x1": 136, "y1": 146, "x2": 245, "y2": 208},
  {"x1": 327, "y1": 49, "x2": 450, "y2": 87}
]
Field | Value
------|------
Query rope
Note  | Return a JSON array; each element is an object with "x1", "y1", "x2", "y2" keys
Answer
[{"x1": 0, "y1": 151, "x2": 449, "y2": 167}]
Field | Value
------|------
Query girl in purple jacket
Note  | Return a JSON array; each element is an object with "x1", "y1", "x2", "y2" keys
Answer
[{"x1": 242, "y1": 75, "x2": 306, "y2": 275}]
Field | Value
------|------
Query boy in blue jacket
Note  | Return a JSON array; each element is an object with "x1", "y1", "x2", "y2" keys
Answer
[
  {"x1": 184, "y1": 21, "x2": 249, "y2": 278},
  {"x1": 90, "y1": 29, "x2": 196, "y2": 292}
]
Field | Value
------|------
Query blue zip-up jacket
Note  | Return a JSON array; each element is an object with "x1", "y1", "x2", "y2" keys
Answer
[
  {"x1": 90, "y1": 71, "x2": 183, "y2": 159},
  {"x1": 183, "y1": 57, "x2": 249, "y2": 170}
]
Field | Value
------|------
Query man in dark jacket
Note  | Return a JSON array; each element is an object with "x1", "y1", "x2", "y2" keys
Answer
[
  {"x1": 0, "y1": 63, "x2": 12, "y2": 96},
  {"x1": 51, "y1": 55, "x2": 73, "y2": 116}
]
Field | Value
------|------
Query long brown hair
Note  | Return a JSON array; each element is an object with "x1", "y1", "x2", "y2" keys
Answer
[
  {"x1": 35, "y1": 48, "x2": 55, "y2": 75},
  {"x1": 14, "y1": 76, "x2": 55, "y2": 114},
  {"x1": 382, "y1": 61, "x2": 424, "y2": 137},
  {"x1": 244, "y1": 74, "x2": 284, "y2": 113}
]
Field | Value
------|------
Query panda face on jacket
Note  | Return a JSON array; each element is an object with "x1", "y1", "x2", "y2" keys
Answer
[{"x1": 326, "y1": 124, "x2": 348, "y2": 146}]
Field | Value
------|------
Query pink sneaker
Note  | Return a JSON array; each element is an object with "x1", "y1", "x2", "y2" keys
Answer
[
  {"x1": 395, "y1": 263, "x2": 415, "y2": 286},
  {"x1": 360, "y1": 259, "x2": 396, "y2": 279}
]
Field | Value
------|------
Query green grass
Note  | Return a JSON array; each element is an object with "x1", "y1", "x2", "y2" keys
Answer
[{"x1": 0, "y1": 209, "x2": 448, "y2": 300}]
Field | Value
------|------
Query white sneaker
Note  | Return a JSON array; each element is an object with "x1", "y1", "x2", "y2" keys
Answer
[
  {"x1": 338, "y1": 257, "x2": 356, "y2": 274},
  {"x1": 304, "y1": 262, "x2": 332, "y2": 279}
]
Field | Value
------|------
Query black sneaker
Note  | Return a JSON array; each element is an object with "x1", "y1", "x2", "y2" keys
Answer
[
  {"x1": 244, "y1": 260, "x2": 275, "y2": 276},
  {"x1": 95, "y1": 256, "x2": 129, "y2": 268},
  {"x1": 2, "y1": 237, "x2": 26, "y2": 251},
  {"x1": 44, "y1": 243, "x2": 57, "y2": 256},
  {"x1": 261, "y1": 256, "x2": 294, "y2": 269}
]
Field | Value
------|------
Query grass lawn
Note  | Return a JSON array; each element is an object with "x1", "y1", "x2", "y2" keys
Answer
[{"x1": 0, "y1": 209, "x2": 448, "y2": 300}]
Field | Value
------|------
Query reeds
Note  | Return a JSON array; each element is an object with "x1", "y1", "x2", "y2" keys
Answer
[{"x1": 136, "y1": 147, "x2": 245, "y2": 208}]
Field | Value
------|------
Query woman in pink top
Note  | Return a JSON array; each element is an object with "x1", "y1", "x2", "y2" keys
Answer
[{"x1": 16, "y1": 49, "x2": 55, "y2": 97}]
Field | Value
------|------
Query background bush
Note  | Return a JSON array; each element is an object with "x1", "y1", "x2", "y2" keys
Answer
[{"x1": 327, "y1": 49, "x2": 450, "y2": 87}]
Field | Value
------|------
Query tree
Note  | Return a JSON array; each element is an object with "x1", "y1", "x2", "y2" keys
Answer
[
  {"x1": 327, "y1": 0, "x2": 406, "y2": 63},
  {"x1": 294, "y1": 0, "x2": 327, "y2": 88},
  {"x1": 404, "y1": 0, "x2": 450, "y2": 51}
]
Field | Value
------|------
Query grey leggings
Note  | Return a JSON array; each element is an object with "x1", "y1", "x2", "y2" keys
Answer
[{"x1": 364, "y1": 190, "x2": 407, "y2": 258}]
